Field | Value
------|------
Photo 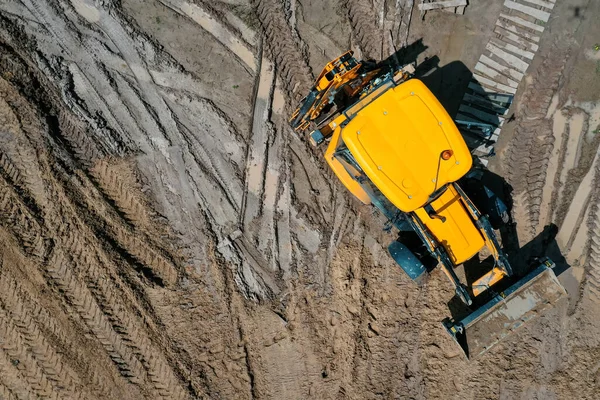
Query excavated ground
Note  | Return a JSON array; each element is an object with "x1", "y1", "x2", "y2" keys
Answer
[{"x1": 0, "y1": 0, "x2": 599, "y2": 399}]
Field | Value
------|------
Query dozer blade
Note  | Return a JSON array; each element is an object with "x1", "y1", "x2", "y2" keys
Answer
[{"x1": 443, "y1": 259, "x2": 566, "y2": 359}]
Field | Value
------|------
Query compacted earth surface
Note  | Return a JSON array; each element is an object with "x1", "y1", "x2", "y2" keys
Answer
[{"x1": 0, "y1": 0, "x2": 599, "y2": 398}]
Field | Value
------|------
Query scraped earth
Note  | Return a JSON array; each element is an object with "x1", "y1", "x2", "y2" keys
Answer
[{"x1": 0, "y1": 0, "x2": 599, "y2": 398}]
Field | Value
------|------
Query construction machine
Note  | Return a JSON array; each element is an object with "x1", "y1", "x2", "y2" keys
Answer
[{"x1": 290, "y1": 51, "x2": 566, "y2": 359}]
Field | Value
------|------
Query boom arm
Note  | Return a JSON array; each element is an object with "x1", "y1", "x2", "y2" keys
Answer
[{"x1": 289, "y1": 51, "x2": 414, "y2": 144}]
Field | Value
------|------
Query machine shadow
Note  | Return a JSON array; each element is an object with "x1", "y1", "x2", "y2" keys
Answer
[
  {"x1": 376, "y1": 40, "x2": 470, "y2": 117},
  {"x1": 377, "y1": 37, "x2": 429, "y2": 71}
]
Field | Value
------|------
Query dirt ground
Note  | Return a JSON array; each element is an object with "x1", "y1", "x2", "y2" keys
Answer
[{"x1": 0, "y1": 0, "x2": 599, "y2": 399}]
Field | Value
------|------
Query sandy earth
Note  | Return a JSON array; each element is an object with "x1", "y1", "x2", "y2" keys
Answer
[{"x1": 0, "y1": 0, "x2": 599, "y2": 399}]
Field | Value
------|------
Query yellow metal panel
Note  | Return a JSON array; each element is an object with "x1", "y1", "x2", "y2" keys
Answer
[
  {"x1": 342, "y1": 79, "x2": 472, "y2": 212},
  {"x1": 414, "y1": 185, "x2": 485, "y2": 264},
  {"x1": 325, "y1": 127, "x2": 371, "y2": 205},
  {"x1": 472, "y1": 267, "x2": 506, "y2": 296}
]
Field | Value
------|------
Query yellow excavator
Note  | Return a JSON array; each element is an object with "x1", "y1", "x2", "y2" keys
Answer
[{"x1": 290, "y1": 51, "x2": 566, "y2": 359}]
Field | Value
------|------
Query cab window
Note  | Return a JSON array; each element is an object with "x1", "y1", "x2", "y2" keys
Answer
[{"x1": 333, "y1": 144, "x2": 363, "y2": 179}]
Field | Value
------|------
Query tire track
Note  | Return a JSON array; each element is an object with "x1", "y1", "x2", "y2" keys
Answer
[
  {"x1": 0, "y1": 273, "x2": 90, "y2": 400},
  {"x1": 44, "y1": 247, "x2": 147, "y2": 387},
  {"x1": 90, "y1": 8, "x2": 179, "y2": 152},
  {"x1": 0, "y1": 308, "x2": 59, "y2": 399},
  {"x1": 84, "y1": 159, "x2": 181, "y2": 287},
  {"x1": 9, "y1": 0, "x2": 256, "y2": 296},
  {"x1": 0, "y1": 347, "x2": 36, "y2": 400},
  {"x1": 0, "y1": 264, "x2": 124, "y2": 400},
  {"x1": 253, "y1": 0, "x2": 312, "y2": 102},
  {"x1": 82, "y1": 260, "x2": 188, "y2": 399},
  {"x1": 1, "y1": 6, "x2": 212, "y2": 397},
  {"x1": 345, "y1": 0, "x2": 382, "y2": 60},
  {"x1": 157, "y1": 0, "x2": 257, "y2": 72},
  {"x1": 0, "y1": 83, "x2": 47, "y2": 207},
  {"x1": 57, "y1": 111, "x2": 103, "y2": 168},
  {"x1": 275, "y1": 142, "x2": 293, "y2": 276},
  {"x1": 242, "y1": 46, "x2": 275, "y2": 234},
  {"x1": 552, "y1": 109, "x2": 599, "y2": 231},
  {"x1": 2, "y1": 64, "x2": 185, "y2": 394},
  {"x1": 258, "y1": 124, "x2": 286, "y2": 261},
  {"x1": 16, "y1": 0, "x2": 137, "y2": 156},
  {"x1": 0, "y1": 384, "x2": 17, "y2": 400},
  {"x1": 0, "y1": 151, "x2": 23, "y2": 190},
  {"x1": 583, "y1": 162, "x2": 600, "y2": 301},
  {"x1": 158, "y1": 90, "x2": 245, "y2": 214},
  {"x1": 505, "y1": 46, "x2": 567, "y2": 242},
  {"x1": 0, "y1": 53, "x2": 150, "y2": 399},
  {"x1": 66, "y1": 164, "x2": 178, "y2": 287},
  {"x1": 0, "y1": 176, "x2": 46, "y2": 260},
  {"x1": 90, "y1": 158, "x2": 154, "y2": 230},
  {"x1": 42, "y1": 171, "x2": 188, "y2": 396}
]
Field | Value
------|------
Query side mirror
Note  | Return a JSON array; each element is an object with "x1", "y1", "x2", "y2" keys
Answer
[
  {"x1": 387, "y1": 241, "x2": 427, "y2": 284},
  {"x1": 483, "y1": 186, "x2": 510, "y2": 228}
]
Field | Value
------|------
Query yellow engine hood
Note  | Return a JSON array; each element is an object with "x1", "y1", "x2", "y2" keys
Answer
[{"x1": 341, "y1": 79, "x2": 472, "y2": 212}]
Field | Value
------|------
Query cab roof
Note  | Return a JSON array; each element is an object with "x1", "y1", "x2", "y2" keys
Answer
[{"x1": 341, "y1": 79, "x2": 472, "y2": 212}]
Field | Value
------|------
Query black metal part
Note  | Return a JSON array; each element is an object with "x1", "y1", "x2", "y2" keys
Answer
[
  {"x1": 454, "y1": 119, "x2": 494, "y2": 138},
  {"x1": 291, "y1": 89, "x2": 320, "y2": 129},
  {"x1": 387, "y1": 241, "x2": 427, "y2": 284},
  {"x1": 310, "y1": 129, "x2": 326, "y2": 147},
  {"x1": 460, "y1": 177, "x2": 509, "y2": 229},
  {"x1": 424, "y1": 203, "x2": 446, "y2": 223},
  {"x1": 453, "y1": 183, "x2": 513, "y2": 277}
]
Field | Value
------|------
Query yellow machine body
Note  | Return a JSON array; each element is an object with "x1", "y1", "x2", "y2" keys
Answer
[
  {"x1": 340, "y1": 79, "x2": 472, "y2": 212},
  {"x1": 413, "y1": 184, "x2": 484, "y2": 265},
  {"x1": 292, "y1": 52, "x2": 566, "y2": 359},
  {"x1": 324, "y1": 79, "x2": 483, "y2": 265}
]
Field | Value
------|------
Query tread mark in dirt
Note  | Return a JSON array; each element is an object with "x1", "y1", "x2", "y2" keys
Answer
[
  {"x1": 0, "y1": 308, "x2": 60, "y2": 399},
  {"x1": 0, "y1": 151, "x2": 23, "y2": 188},
  {"x1": 0, "y1": 267, "x2": 125, "y2": 400},
  {"x1": 157, "y1": 0, "x2": 257, "y2": 72},
  {"x1": 44, "y1": 248, "x2": 149, "y2": 388},
  {"x1": 0, "y1": 383, "x2": 18, "y2": 400},
  {"x1": 0, "y1": 84, "x2": 48, "y2": 205},
  {"x1": 0, "y1": 177, "x2": 46, "y2": 259},
  {"x1": 0, "y1": 272, "x2": 90, "y2": 400},
  {"x1": 242, "y1": 49, "x2": 275, "y2": 232},
  {"x1": 84, "y1": 259, "x2": 188, "y2": 399},
  {"x1": 505, "y1": 47, "x2": 567, "y2": 242},
  {"x1": 90, "y1": 158, "x2": 152, "y2": 230},
  {"x1": 57, "y1": 111, "x2": 104, "y2": 168},
  {"x1": 253, "y1": 0, "x2": 312, "y2": 102},
  {"x1": 584, "y1": 164, "x2": 600, "y2": 301},
  {"x1": 48, "y1": 205, "x2": 188, "y2": 399},
  {"x1": 111, "y1": 223, "x2": 179, "y2": 287},
  {"x1": 66, "y1": 169, "x2": 179, "y2": 287},
  {"x1": 0, "y1": 347, "x2": 36, "y2": 400},
  {"x1": 345, "y1": 0, "x2": 382, "y2": 60}
]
